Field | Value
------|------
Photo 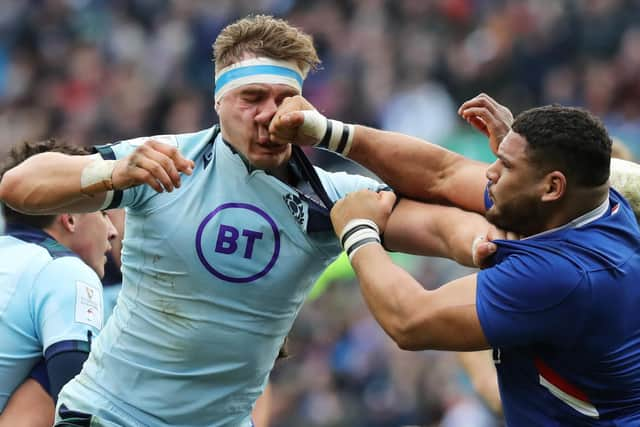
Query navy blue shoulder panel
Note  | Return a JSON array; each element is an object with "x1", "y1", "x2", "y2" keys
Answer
[
  {"x1": 6, "y1": 224, "x2": 77, "y2": 259},
  {"x1": 29, "y1": 358, "x2": 51, "y2": 395}
]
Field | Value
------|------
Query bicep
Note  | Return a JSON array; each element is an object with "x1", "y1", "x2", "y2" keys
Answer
[{"x1": 404, "y1": 273, "x2": 490, "y2": 351}]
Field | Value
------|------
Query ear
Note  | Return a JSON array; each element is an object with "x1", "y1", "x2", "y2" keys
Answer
[
  {"x1": 541, "y1": 171, "x2": 566, "y2": 202},
  {"x1": 59, "y1": 213, "x2": 77, "y2": 233}
]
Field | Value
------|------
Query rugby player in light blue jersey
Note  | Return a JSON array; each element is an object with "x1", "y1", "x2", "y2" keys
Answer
[
  {"x1": 0, "y1": 140, "x2": 117, "y2": 425},
  {"x1": 272, "y1": 93, "x2": 640, "y2": 425},
  {"x1": 0, "y1": 15, "x2": 500, "y2": 427}
]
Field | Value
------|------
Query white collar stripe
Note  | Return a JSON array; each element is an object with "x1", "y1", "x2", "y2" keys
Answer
[{"x1": 524, "y1": 197, "x2": 610, "y2": 240}]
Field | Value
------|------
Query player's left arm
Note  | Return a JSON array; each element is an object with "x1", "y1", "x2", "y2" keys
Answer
[
  {"x1": 0, "y1": 378, "x2": 54, "y2": 427},
  {"x1": 352, "y1": 244, "x2": 488, "y2": 351},
  {"x1": 330, "y1": 190, "x2": 489, "y2": 351},
  {"x1": 383, "y1": 198, "x2": 495, "y2": 267}
]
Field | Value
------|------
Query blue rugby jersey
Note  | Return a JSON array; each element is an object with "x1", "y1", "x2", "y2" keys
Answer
[
  {"x1": 0, "y1": 225, "x2": 103, "y2": 409},
  {"x1": 477, "y1": 189, "x2": 640, "y2": 425},
  {"x1": 58, "y1": 127, "x2": 382, "y2": 427}
]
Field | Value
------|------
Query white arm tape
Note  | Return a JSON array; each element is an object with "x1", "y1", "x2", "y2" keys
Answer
[
  {"x1": 80, "y1": 158, "x2": 116, "y2": 195},
  {"x1": 301, "y1": 110, "x2": 355, "y2": 157}
]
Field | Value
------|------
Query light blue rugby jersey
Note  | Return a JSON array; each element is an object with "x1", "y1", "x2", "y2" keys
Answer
[
  {"x1": 0, "y1": 225, "x2": 103, "y2": 410},
  {"x1": 60, "y1": 126, "x2": 382, "y2": 427}
]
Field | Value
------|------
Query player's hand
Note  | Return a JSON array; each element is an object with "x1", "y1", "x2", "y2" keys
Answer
[
  {"x1": 458, "y1": 93, "x2": 513, "y2": 156},
  {"x1": 112, "y1": 140, "x2": 195, "y2": 193},
  {"x1": 471, "y1": 225, "x2": 520, "y2": 268},
  {"x1": 269, "y1": 95, "x2": 321, "y2": 147},
  {"x1": 330, "y1": 190, "x2": 397, "y2": 238}
]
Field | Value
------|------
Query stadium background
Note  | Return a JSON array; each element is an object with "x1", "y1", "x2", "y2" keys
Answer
[{"x1": 1, "y1": 1, "x2": 638, "y2": 426}]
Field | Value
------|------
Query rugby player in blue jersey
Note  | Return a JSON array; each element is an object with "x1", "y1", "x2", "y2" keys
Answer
[
  {"x1": 272, "y1": 94, "x2": 640, "y2": 425},
  {"x1": 0, "y1": 140, "x2": 117, "y2": 426},
  {"x1": 0, "y1": 15, "x2": 500, "y2": 427}
]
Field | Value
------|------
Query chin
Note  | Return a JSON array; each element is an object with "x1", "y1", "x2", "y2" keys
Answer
[{"x1": 251, "y1": 154, "x2": 288, "y2": 170}]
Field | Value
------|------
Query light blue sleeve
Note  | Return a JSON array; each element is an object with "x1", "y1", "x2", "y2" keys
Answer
[
  {"x1": 31, "y1": 256, "x2": 104, "y2": 354},
  {"x1": 94, "y1": 134, "x2": 181, "y2": 210},
  {"x1": 315, "y1": 168, "x2": 387, "y2": 202}
]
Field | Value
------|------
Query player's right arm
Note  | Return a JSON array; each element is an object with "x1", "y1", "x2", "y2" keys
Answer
[
  {"x1": 270, "y1": 95, "x2": 501, "y2": 213},
  {"x1": 0, "y1": 140, "x2": 194, "y2": 215}
]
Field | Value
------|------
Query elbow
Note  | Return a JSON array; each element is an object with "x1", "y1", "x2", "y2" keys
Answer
[
  {"x1": 0, "y1": 169, "x2": 19, "y2": 206},
  {"x1": 0, "y1": 169, "x2": 37, "y2": 214},
  {"x1": 394, "y1": 336, "x2": 423, "y2": 351},
  {"x1": 387, "y1": 317, "x2": 430, "y2": 352}
]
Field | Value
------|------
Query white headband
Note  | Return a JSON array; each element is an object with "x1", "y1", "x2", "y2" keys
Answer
[{"x1": 214, "y1": 57, "x2": 307, "y2": 102}]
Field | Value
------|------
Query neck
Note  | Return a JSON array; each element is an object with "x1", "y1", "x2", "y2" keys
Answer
[
  {"x1": 43, "y1": 225, "x2": 69, "y2": 248},
  {"x1": 268, "y1": 164, "x2": 294, "y2": 183},
  {"x1": 538, "y1": 183, "x2": 610, "y2": 234}
]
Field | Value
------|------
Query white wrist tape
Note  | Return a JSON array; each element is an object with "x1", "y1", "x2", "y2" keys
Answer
[
  {"x1": 80, "y1": 158, "x2": 116, "y2": 195},
  {"x1": 301, "y1": 110, "x2": 355, "y2": 156},
  {"x1": 340, "y1": 219, "x2": 381, "y2": 261}
]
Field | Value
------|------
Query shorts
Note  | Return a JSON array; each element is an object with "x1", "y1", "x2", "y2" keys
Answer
[{"x1": 55, "y1": 404, "x2": 114, "y2": 427}]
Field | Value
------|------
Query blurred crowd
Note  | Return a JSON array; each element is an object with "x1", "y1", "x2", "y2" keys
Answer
[{"x1": 1, "y1": 0, "x2": 638, "y2": 425}]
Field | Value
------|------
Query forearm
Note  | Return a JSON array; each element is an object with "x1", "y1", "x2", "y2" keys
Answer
[
  {"x1": 0, "y1": 152, "x2": 105, "y2": 214},
  {"x1": 441, "y1": 210, "x2": 492, "y2": 267},
  {"x1": 350, "y1": 243, "x2": 433, "y2": 348},
  {"x1": 384, "y1": 200, "x2": 490, "y2": 267},
  {"x1": 348, "y1": 126, "x2": 488, "y2": 212}
]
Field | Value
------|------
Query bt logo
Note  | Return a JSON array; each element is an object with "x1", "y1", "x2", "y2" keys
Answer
[
  {"x1": 215, "y1": 225, "x2": 263, "y2": 259},
  {"x1": 195, "y1": 203, "x2": 280, "y2": 283}
]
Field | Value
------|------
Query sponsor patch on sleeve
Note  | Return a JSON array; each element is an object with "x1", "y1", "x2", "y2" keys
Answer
[{"x1": 75, "y1": 281, "x2": 103, "y2": 330}]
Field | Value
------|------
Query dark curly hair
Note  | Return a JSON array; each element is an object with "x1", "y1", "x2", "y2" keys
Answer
[
  {"x1": 512, "y1": 106, "x2": 612, "y2": 187},
  {"x1": 1, "y1": 139, "x2": 89, "y2": 229}
]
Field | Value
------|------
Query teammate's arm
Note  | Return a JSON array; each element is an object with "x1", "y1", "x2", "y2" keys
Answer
[
  {"x1": 0, "y1": 379, "x2": 54, "y2": 427},
  {"x1": 0, "y1": 141, "x2": 194, "y2": 215}
]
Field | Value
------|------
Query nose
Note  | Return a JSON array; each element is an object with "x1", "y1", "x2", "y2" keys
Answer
[
  {"x1": 255, "y1": 97, "x2": 278, "y2": 126},
  {"x1": 486, "y1": 161, "x2": 499, "y2": 184},
  {"x1": 106, "y1": 216, "x2": 118, "y2": 241}
]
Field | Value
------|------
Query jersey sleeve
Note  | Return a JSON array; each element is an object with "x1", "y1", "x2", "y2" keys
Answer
[
  {"x1": 30, "y1": 256, "x2": 103, "y2": 357},
  {"x1": 476, "y1": 249, "x2": 589, "y2": 349},
  {"x1": 94, "y1": 134, "x2": 180, "y2": 210},
  {"x1": 315, "y1": 168, "x2": 386, "y2": 202}
]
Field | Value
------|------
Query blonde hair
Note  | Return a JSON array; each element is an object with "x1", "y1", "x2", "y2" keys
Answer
[
  {"x1": 611, "y1": 137, "x2": 634, "y2": 161},
  {"x1": 213, "y1": 15, "x2": 320, "y2": 77}
]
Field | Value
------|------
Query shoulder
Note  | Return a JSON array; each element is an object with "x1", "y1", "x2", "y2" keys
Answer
[
  {"x1": 478, "y1": 241, "x2": 585, "y2": 311},
  {"x1": 0, "y1": 236, "x2": 53, "y2": 279},
  {"x1": 97, "y1": 127, "x2": 215, "y2": 160},
  {"x1": 314, "y1": 167, "x2": 383, "y2": 198},
  {"x1": 34, "y1": 256, "x2": 102, "y2": 291}
]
